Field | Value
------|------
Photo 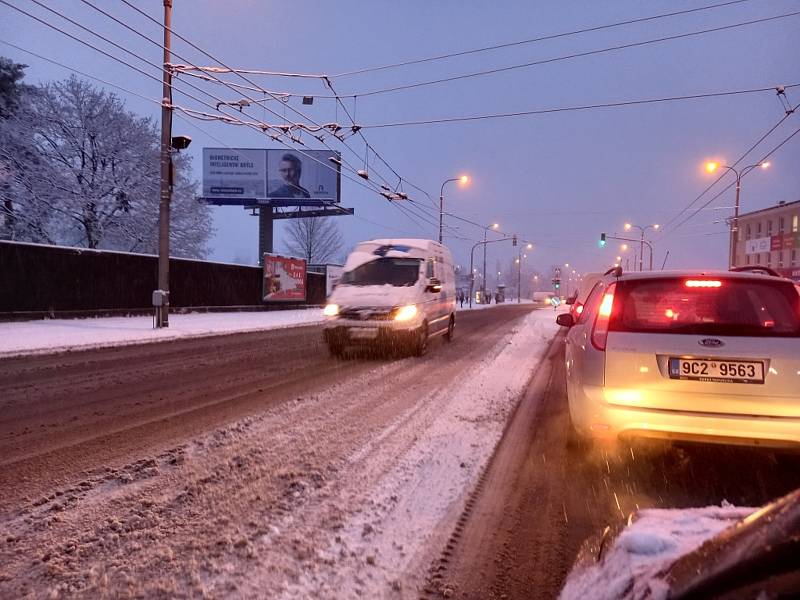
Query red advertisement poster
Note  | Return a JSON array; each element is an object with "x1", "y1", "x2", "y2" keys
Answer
[{"x1": 263, "y1": 255, "x2": 306, "y2": 301}]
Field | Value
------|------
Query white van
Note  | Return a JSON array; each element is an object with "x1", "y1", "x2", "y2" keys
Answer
[{"x1": 322, "y1": 239, "x2": 456, "y2": 356}]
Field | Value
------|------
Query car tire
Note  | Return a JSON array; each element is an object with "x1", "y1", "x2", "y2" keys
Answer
[
  {"x1": 413, "y1": 322, "x2": 429, "y2": 357},
  {"x1": 444, "y1": 315, "x2": 455, "y2": 342},
  {"x1": 566, "y1": 420, "x2": 591, "y2": 453},
  {"x1": 328, "y1": 341, "x2": 345, "y2": 358}
]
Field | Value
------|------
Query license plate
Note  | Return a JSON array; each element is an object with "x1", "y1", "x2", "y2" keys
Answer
[
  {"x1": 349, "y1": 327, "x2": 378, "y2": 340},
  {"x1": 668, "y1": 358, "x2": 764, "y2": 384}
]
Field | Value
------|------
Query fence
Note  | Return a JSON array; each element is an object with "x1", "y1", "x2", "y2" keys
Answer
[{"x1": 0, "y1": 240, "x2": 325, "y2": 318}]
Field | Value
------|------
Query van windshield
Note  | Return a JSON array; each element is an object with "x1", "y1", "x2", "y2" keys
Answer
[{"x1": 340, "y1": 258, "x2": 421, "y2": 287}]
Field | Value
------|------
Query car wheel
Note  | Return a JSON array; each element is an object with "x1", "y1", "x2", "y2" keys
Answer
[
  {"x1": 566, "y1": 420, "x2": 591, "y2": 453},
  {"x1": 328, "y1": 341, "x2": 345, "y2": 358},
  {"x1": 444, "y1": 315, "x2": 455, "y2": 342},
  {"x1": 413, "y1": 322, "x2": 429, "y2": 357}
]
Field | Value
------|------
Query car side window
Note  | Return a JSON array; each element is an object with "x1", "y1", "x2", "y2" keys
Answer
[
  {"x1": 426, "y1": 259, "x2": 435, "y2": 279},
  {"x1": 578, "y1": 282, "x2": 604, "y2": 324}
]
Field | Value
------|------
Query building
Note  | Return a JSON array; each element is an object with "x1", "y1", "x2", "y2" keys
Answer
[{"x1": 733, "y1": 199, "x2": 800, "y2": 281}]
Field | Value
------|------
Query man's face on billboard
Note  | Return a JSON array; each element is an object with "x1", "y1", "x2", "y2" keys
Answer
[{"x1": 278, "y1": 160, "x2": 300, "y2": 184}]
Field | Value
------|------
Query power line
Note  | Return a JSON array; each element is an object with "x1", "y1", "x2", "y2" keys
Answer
[
  {"x1": 112, "y1": 0, "x2": 406, "y2": 199},
  {"x1": 0, "y1": 38, "x2": 162, "y2": 106},
  {"x1": 666, "y1": 121, "x2": 800, "y2": 234},
  {"x1": 9, "y1": 0, "x2": 397, "y2": 204},
  {"x1": 344, "y1": 10, "x2": 800, "y2": 98},
  {"x1": 661, "y1": 101, "x2": 799, "y2": 232},
  {"x1": 331, "y1": 0, "x2": 759, "y2": 78},
  {"x1": 359, "y1": 84, "x2": 797, "y2": 128}
]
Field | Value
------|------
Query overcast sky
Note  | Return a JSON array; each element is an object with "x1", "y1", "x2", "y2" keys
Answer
[{"x1": 2, "y1": 0, "x2": 799, "y2": 280}]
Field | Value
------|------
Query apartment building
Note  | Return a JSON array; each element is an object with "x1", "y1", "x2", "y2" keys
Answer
[{"x1": 733, "y1": 199, "x2": 800, "y2": 281}]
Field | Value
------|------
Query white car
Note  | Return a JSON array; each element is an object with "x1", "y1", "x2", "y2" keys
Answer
[
  {"x1": 556, "y1": 267, "x2": 800, "y2": 448},
  {"x1": 323, "y1": 239, "x2": 456, "y2": 357}
]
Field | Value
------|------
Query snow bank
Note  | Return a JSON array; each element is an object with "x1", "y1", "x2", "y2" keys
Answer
[
  {"x1": 559, "y1": 503, "x2": 755, "y2": 600},
  {"x1": 0, "y1": 309, "x2": 324, "y2": 357}
]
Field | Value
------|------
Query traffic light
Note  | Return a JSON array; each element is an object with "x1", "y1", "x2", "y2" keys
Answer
[
  {"x1": 512, "y1": 234, "x2": 517, "y2": 247},
  {"x1": 552, "y1": 278, "x2": 561, "y2": 289},
  {"x1": 599, "y1": 233, "x2": 606, "y2": 248}
]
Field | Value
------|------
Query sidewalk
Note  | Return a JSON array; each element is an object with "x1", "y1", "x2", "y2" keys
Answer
[{"x1": 0, "y1": 309, "x2": 325, "y2": 358}]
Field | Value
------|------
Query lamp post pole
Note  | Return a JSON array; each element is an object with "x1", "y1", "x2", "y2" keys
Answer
[
  {"x1": 704, "y1": 162, "x2": 769, "y2": 268},
  {"x1": 623, "y1": 223, "x2": 659, "y2": 271},
  {"x1": 156, "y1": 0, "x2": 173, "y2": 328}
]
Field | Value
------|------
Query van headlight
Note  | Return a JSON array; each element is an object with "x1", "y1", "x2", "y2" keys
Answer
[
  {"x1": 392, "y1": 305, "x2": 418, "y2": 322},
  {"x1": 323, "y1": 303, "x2": 339, "y2": 317}
]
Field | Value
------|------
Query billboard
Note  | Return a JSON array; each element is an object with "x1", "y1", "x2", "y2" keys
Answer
[
  {"x1": 263, "y1": 255, "x2": 306, "y2": 302},
  {"x1": 745, "y1": 236, "x2": 771, "y2": 255},
  {"x1": 203, "y1": 148, "x2": 340, "y2": 203}
]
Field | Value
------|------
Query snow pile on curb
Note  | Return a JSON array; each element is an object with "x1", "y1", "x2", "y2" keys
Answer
[{"x1": 0, "y1": 309, "x2": 324, "y2": 357}]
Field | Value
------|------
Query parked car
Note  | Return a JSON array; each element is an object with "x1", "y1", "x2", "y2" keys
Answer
[
  {"x1": 323, "y1": 239, "x2": 456, "y2": 357},
  {"x1": 556, "y1": 267, "x2": 800, "y2": 447}
]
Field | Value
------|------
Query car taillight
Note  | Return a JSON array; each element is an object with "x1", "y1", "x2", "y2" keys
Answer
[{"x1": 591, "y1": 282, "x2": 616, "y2": 351}]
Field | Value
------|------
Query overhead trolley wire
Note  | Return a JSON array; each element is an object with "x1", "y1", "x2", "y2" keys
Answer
[
  {"x1": 660, "y1": 102, "x2": 799, "y2": 233},
  {"x1": 331, "y1": 0, "x2": 760, "y2": 78},
  {"x1": 359, "y1": 84, "x2": 800, "y2": 129},
  {"x1": 664, "y1": 117, "x2": 800, "y2": 236},
  {"x1": 340, "y1": 10, "x2": 800, "y2": 98}
]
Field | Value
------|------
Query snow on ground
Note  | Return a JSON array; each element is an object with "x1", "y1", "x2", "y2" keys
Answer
[
  {"x1": 0, "y1": 309, "x2": 325, "y2": 357},
  {"x1": 0, "y1": 301, "x2": 543, "y2": 357},
  {"x1": 0, "y1": 306, "x2": 558, "y2": 598},
  {"x1": 559, "y1": 503, "x2": 755, "y2": 600},
  {"x1": 277, "y1": 308, "x2": 559, "y2": 598}
]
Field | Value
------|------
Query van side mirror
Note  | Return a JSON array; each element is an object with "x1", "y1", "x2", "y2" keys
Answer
[
  {"x1": 556, "y1": 313, "x2": 574, "y2": 328},
  {"x1": 426, "y1": 277, "x2": 442, "y2": 293}
]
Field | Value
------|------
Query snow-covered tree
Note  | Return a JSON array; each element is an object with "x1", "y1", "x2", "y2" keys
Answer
[
  {"x1": 283, "y1": 216, "x2": 344, "y2": 264},
  {"x1": 0, "y1": 74, "x2": 212, "y2": 257}
]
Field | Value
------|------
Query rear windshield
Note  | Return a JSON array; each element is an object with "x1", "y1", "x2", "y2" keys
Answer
[
  {"x1": 340, "y1": 257, "x2": 421, "y2": 287},
  {"x1": 610, "y1": 277, "x2": 800, "y2": 337}
]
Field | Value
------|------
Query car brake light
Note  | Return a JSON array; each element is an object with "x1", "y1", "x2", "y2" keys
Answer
[
  {"x1": 591, "y1": 282, "x2": 616, "y2": 351},
  {"x1": 685, "y1": 279, "x2": 722, "y2": 288},
  {"x1": 575, "y1": 303, "x2": 584, "y2": 315}
]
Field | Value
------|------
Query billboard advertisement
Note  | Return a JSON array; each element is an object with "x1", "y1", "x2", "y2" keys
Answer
[
  {"x1": 745, "y1": 236, "x2": 771, "y2": 255},
  {"x1": 203, "y1": 148, "x2": 340, "y2": 202},
  {"x1": 202, "y1": 148, "x2": 267, "y2": 199},
  {"x1": 263, "y1": 255, "x2": 306, "y2": 302}
]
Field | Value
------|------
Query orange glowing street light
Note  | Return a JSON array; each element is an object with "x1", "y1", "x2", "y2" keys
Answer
[
  {"x1": 459, "y1": 175, "x2": 470, "y2": 185},
  {"x1": 702, "y1": 159, "x2": 773, "y2": 267},
  {"x1": 439, "y1": 174, "x2": 471, "y2": 242}
]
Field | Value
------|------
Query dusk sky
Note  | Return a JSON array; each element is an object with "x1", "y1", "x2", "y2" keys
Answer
[{"x1": 2, "y1": 0, "x2": 798, "y2": 281}]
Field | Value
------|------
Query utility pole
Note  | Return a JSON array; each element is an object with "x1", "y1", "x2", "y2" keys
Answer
[{"x1": 156, "y1": 0, "x2": 173, "y2": 328}]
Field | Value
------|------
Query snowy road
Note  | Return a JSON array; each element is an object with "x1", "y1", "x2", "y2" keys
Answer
[
  {"x1": 0, "y1": 304, "x2": 557, "y2": 598},
  {"x1": 429, "y1": 335, "x2": 800, "y2": 600}
]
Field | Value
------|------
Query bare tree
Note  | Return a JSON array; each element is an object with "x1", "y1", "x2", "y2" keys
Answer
[
  {"x1": 283, "y1": 216, "x2": 344, "y2": 264},
  {"x1": 0, "y1": 75, "x2": 213, "y2": 257}
]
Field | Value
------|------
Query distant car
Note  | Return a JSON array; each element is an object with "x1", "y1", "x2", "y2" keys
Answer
[
  {"x1": 533, "y1": 291, "x2": 555, "y2": 306},
  {"x1": 556, "y1": 267, "x2": 800, "y2": 448},
  {"x1": 323, "y1": 239, "x2": 456, "y2": 357}
]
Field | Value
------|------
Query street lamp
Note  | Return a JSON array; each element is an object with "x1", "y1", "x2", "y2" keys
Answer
[
  {"x1": 623, "y1": 222, "x2": 659, "y2": 271},
  {"x1": 439, "y1": 174, "x2": 470, "y2": 243},
  {"x1": 480, "y1": 222, "x2": 499, "y2": 301},
  {"x1": 704, "y1": 160, "x2": 771, "y2": 268}
]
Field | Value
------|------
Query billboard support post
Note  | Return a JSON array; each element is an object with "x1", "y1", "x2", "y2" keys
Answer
[{"x1": 258, "y1": 208, "x2": 274, "y2": 266}]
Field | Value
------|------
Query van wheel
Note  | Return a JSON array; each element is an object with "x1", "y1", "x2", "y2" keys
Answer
[
  {"x1": 328, "y1": 341, "x2": 345, "y2": 358},
  {"x1": 413, "y1": 322, "x2": 428, "y2": 356},
  {"x1": 444, "y1": 315, "x2": 455, "y2": 342}
]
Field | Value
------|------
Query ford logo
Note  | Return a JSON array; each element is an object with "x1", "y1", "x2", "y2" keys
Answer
[{"x1": 699, "y1": 338, "x2": 724, "y2": 348}]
